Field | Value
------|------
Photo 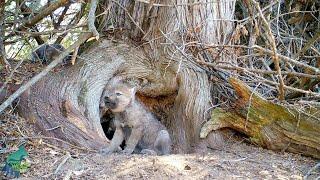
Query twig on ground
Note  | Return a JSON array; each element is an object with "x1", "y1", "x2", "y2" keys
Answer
[
  {"x1": 54, "y1": 152, "x2": 71, "y2": 174},
  {"x1": 304, "y1": 162, "x2": 320, "y2": 179},
  {"x1": 7, "y1": 135, "x2": 96, "y2": 152}
]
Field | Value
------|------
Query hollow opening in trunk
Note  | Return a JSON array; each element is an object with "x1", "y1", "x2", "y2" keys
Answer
[
  {"x1": 99, "y1": 94, "x2": 176, "y2": 152},
  {"x1": 100, "y1": 110, "x2": 126, "y2": 149}
]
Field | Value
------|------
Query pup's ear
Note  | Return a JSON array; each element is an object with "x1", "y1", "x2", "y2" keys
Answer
[
  {"x1": 108, "y1": 76, "x2": 124, "y2": 86},
  {"x1": 130, "y1": 87, "x2": 136, "y2": 97}
]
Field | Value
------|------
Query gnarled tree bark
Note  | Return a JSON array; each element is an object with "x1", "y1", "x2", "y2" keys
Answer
[
  {"x1": 17, "y1": 39, "x2": 179, "y2": 150},
  {"x1": 2, "y1": 0, "x2": 237, "y2": 153}
]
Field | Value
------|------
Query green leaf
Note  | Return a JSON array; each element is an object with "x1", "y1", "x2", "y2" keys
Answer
[{"x1": 6, "y1": 145, "x2": 28, "y2": 164}]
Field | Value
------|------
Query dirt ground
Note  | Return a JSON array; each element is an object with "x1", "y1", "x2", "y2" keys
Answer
[
  {"x1": 0, "y1": 113, "x2": 318, "y2": 180},
  {"x1": 26, "y1": 143, "x2": 318, "y2": 180},
  {"x1": 1, "y1": 138, "x2": 319, "y2": 180}
]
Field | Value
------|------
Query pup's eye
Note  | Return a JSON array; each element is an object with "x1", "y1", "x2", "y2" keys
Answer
[{"x1": 116, "y1": 92, "x2": 122, "y2": 96}]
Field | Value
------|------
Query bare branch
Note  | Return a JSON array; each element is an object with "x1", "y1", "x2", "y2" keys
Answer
[
  {"x1": 259, "y1": 79, "x2": 320, "y2": 97},
  {"x1": 5, "y1": 0, "x2": 70, "y2": 40},
  {"x1": 56, "y1": 4, "x2": 71, "y2": 28},
  {"x1": 0, "y1": 58, "x2": 24, "y2": 95},
  {"x1": 55, "y1": 3, "x2": 87, "y2": 44},
  {"x1": 0, "y1": 1, "x2": 9, "y2": 69},
  {"x1": 18, "y1": 2, "x2": 45, "y2": 45},
  {"x1": 71, "y1": 46, "x2": 79, "y2": 65},
  {"x1": 197, "y1": 61, "x2": 320, "y2": 79},
  {"x1": 15, "y1": 24, "x2": 87, "y2": 36},
  {"x1": 250, "y1": 0, "x2": 285, "y2": 100},
  {"x1": 253, "y1": 45, "x2": 320, "y2": 73},
  {"x1": 88, "y1": 0, "x2": 100, "y2": 39},
  {"x1": 0, "y1": 32, "x2": 93, "y2": 113},
  {"x1": 296, "y1": 31, "x2": 320, "y2": 58}
]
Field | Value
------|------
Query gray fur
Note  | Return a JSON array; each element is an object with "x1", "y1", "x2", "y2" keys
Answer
[
  {"x1": 31, "y1": 44, "x2": 70, "y2": 64},
  {"x1": 100, "y1": 82, "x2": 171, "y2": 155}
]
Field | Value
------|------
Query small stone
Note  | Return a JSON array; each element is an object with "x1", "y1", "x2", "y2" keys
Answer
[{"x1": 184, "y1": 165, "x2": 191, "y2": 170}]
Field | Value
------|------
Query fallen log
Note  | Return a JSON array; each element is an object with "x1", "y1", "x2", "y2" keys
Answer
[{"x1": 201, "y1": 78, "x2": 320, "y2": 159}]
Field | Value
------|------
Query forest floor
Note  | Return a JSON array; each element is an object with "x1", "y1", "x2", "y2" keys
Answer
[
  {"x1": 0, "y1": 112, "x2": 319, "y2": 180},
  {"x1": 25, "y1": 141, "x2": 319, "y2": 179},
  {"x1": 0, "y1": 62, "x2": 319, "y2": 179}
]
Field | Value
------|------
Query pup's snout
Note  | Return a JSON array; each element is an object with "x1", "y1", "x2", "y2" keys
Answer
[
  {"x1": 104, "y1": 96, "x2": 111, "y2": 103},
  {"x1": 104, "y1": 96, "x2": 116, "y2": 109}
]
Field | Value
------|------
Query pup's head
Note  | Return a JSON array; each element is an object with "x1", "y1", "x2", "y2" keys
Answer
[{"x1": 101, "y1": 83, "x2": 136, "y2": 113}]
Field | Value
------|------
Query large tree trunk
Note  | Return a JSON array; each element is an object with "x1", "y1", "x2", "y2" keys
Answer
[
  {"x1": 14, "y1": 0, "x2": 237, "y2": 153},
  {"x1": 18, "y1": 40, "x2": 178, "y2": 150},
  {"x1": 96, "y1": 0, "x2": 236, "y2": 152}
]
